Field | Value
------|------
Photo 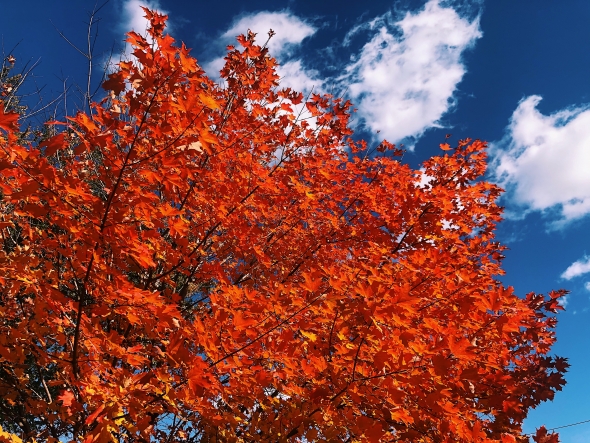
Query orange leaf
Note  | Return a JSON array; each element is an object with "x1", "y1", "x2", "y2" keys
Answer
[
  {"x1": 85, "y1": 404, "x2": 106, "y2": 425},
  {"x1": 234, "y1": 312, "x2": 257, "y2": 328},
  {"x1": 198, "y1": 92, "x2": 220, "y2": 110},
  {"x1": 301, "y1": 272, "x2": 321, "y2": 292},
  {"x1": 57, "y1": 390, "x2": 75, "y2": 407},
  {"x1": 0, "y1": 102, "x2": 19, "y2": 132},
  {"x1": 40, "y1": 133, "x2": 66, "y2": 157}
]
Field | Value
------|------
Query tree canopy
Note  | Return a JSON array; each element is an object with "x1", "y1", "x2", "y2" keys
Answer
[{"x1": 0, "y1": 8, "x2": 566, "y2": 443}]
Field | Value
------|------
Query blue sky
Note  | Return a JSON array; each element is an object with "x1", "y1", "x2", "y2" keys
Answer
[{"x1": 3, "y1": 0, "x2": 590, "y2": 440}]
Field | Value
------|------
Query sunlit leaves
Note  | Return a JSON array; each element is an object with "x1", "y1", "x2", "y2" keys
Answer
[{"x1": 0, "y1": 7, "x2": 567, "y2": 443}]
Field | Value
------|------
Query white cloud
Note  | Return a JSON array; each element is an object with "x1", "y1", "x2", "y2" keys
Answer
[
  {"x1": 416, "y1": 168, "x2": 435, "y2": 189},
  {"x1": 561, "y1": 256, "x2": 590, "y2": 280},
  {"x1": 585, "y1": 282, "x2": 590, "y2": 292},
  {"x1": 558, "y1": 294, "x2": 569, "y2": 309},
  {"x1": 341, "y1": 0, "x2": 481, "y2": 146},
  {"x1": 490, "y1": 96, "x2": 590, "y2": 224},
  {"x1": 220, "y1": 11, "x2": 315, "y2": 60},
  {"x1": 275, "y1": 60, "x2": 320, "y2": 96},
  {"x1": 202, "y1": 11, "x2": 321, "y2": 93}
]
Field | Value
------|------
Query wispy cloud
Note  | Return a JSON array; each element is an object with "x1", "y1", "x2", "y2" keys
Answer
[
  {"x1": 340, "y1": 0, "x2": 481, "y2": 146},
  {"x1": 490, "y1": 96, "x2": 590, "y2": 226},
  {"x1": 561, "y1": 256, "x2": 590, "y2": 280}
]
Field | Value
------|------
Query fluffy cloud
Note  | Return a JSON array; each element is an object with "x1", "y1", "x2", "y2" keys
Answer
[
  {"x1": 202, "y1": 11, "x2": 320, "y2": 92},
  {"x1": 490, "y1": 96, "x2": 590, "y2": 224},
  {"x1": 202, "y1": 1, "x2": 480, "y2": 140},
  {"x1": 219, "y1": 11, "x2": 315, "y2": 60},
  {"x1": 561, "y1": 256, "x2": 590, "y2": 280},
  {"x1": 341, "y1": 0, "x2": 481, "y2": 146},
  {"x1": 273, "y1": 60, "x2": 320, "y2": 96}
]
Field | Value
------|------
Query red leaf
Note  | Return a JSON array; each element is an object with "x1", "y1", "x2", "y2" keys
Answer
[
  {"x1": 0, "y1": 102, "x2": 19, "y2": 132},
  {"x1": 234, "y1": 312, "x2": 257, "y2": 328},
  {"x1": 40, "y1": 133, "x2": 66, "y2": 157},
  {"x1": 533, "y1": 426, "x2": 560, "y2": 443},
  {"x1": 85, "y1": 404, "x2": 106, "y2": 425},
  {"x1": 58, "y1": 390, "x2": 75, "y2": 407},
  {"x1": 102, "y1": 71, "x2": 127, "y2": 95},
  {"x1": 11, "y1": 182, "x2": 40, "y2": 200}
]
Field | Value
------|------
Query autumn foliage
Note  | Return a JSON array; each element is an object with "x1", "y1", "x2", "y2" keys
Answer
[{"x1": 0, "y1": 9, "x2": 567, "y2": 443}]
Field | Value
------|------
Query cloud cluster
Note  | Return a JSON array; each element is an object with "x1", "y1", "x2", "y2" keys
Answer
[
  {"x1": 561, "y1": 256, "x2": 590, "y2": 280},
  {"x1": 196, "y1": 0, "x2": 480, "y2": 144},
  {"x1": 558, "y1": 295, "x2": 569, "y2": 309},
  {"x1": 116, "y1": 0, "x2": 483, "y2": 146},
  {"x1": 342, "y1": 0, "x2": 481, "y2": 145},
  {"x1": 491, "y1": 96, "x2": 590, "y2": 225}
]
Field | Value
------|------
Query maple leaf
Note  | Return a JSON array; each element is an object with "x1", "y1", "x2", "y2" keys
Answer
[
  {"x1": 198, "y1": 91, "x2": 220, "y2": 110},
  {"x1": 0, "y1": 102, "x2": 19, "y2": 132},
  {"x1": 57, "y1": 390, "x2": 75, "y2": 407},
  {"x1": 533, "y1": 426, "x2": 560, "y2": 443},
  {"x1": 554, "y1": 357, "x2": 569, "y2": 373},
  {"x1": 301, "y1": 271, "x2": 322, "y2": 292},
  {"x1": 300, "y1": 330, "x2": 317, "y2": 342},
  {"x1": 233, "y1": 311, "x2": 257, "y2": 328},
  {"x1": 85, "y1": 404, "x2": 105, "y2": 425},
  {"x1": 102, "y1": 71, "x2": 127, "y2": 95},
  {"x1": 40, "y1": 133, "x2": 66, "y2": 157}
]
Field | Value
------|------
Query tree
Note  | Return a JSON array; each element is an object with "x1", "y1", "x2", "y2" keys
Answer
[{"x1": 0, "y1": 8, "x2": 567, "y2": 443}]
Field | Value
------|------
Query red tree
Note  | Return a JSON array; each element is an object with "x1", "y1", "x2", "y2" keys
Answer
[{"x1": 0, "y1": 9, "x2": 566, "y2": 443}]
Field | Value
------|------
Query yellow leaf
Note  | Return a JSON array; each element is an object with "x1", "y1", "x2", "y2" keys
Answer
[
  {"x1": 0, "y1": 425, "x2": 23, "y2": 443},
  {"x1": 198, "y1": 92, "x2": 220, "y2": 110},
  {"x1": 301, "y1": 330, "x2": 317, "y2": 342}
]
